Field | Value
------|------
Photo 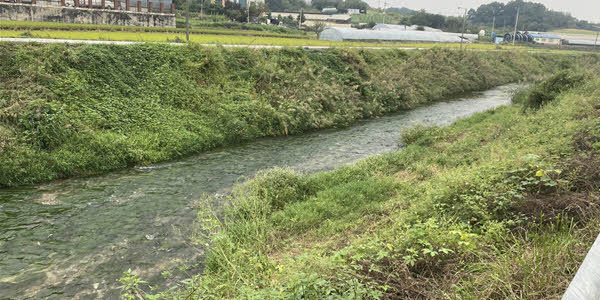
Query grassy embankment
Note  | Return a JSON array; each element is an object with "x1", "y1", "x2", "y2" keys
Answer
[
  {"x1": 0, "y1": 45, "x2": 575, "y2": 187},
  {"x1": 120, "y1": 61, "x2": 600, "y2": 299}
]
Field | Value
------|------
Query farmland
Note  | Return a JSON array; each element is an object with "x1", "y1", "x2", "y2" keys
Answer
[
  {"x1": 551, "y1": 28, "x2": 600, "y2": 36},
  {"x1": 0, "y1": 28, "x2": 532, "y2": 49}
]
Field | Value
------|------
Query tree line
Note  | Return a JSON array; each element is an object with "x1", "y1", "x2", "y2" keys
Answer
[{"x1": 173, "y1": 0, "x2": 597, "y2": 33}]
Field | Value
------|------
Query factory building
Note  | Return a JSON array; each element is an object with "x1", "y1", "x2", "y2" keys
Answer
[{"x1": 529, "y1": 33, "x2": 562, "y2": 45}]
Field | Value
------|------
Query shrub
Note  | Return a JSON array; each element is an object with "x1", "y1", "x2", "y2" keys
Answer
[
  {"x1": 400, "y1": 124, "x2": 442, "y2": 146},
  {"x1": 522, "y1": 70, "x2": 588, "y2": 110}
]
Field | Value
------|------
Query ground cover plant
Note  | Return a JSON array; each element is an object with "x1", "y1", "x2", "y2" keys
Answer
[
  {"x1": 0, "y1": 20, "x2": 312, "y2": 39},
  {"x1": 0, "y1": 44, "x2": 577, "y2": 187},
  {"x1": 119, "y1": 65, "x2": 600, "y2": 299}
]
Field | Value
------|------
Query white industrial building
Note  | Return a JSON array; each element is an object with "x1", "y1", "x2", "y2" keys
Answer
[{"x1": 529, "y1": 33, "x2": 562, "y2": 45}]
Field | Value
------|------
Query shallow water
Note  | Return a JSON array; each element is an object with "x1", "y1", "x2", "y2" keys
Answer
[{"x1": 0, "y1": 84, "x2": 518, "y2": 299}]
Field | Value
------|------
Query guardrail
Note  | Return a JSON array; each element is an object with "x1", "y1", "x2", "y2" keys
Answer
[{"x1": 562, "y1": 233, "x2": 600, "y2": 299}]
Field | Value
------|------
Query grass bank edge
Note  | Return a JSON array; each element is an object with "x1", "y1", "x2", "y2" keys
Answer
[
  {"x1": 122, "y1": 71, "x2": 600, "y2": 298},
  {"x1": 0, "y1": 45, "x2": 586, "y2": 187}
]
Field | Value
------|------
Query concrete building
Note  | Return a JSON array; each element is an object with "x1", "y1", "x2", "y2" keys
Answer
[
  {"x1": 0, "y1": 2, "x2": 175, "y2": 26},
  {"x1": 529, "y1": 33, "x2": 562, "y2": 45}
]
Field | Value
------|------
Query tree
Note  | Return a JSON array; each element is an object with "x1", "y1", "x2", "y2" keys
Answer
[
  {"x1": 311, "y1": 0, "x2": 368, "y2": 12},
  {"x1": 409, "y1": 10, "x2": 445, "y2": 29},
  {"x1": 443, "y1": 16, "x2": 463, "y2": 33},
  {"x1": 465, "y1": 0, "x2": 592, "y2": 31},
  {"x1": 312, "y1": 21, "x2": 326, "y2": 38},
  {"x1": 267, "y1": 0, "x2": 307, "y2": 12},
  {"x1": 297, "y1": 10, "x2": 306, "y2": 26},
  {"x1": 338, "y1": 0, "x2": 368, "y2": 11},
  {"x1": 249, "y1": 2, "x2": 269, "y2": 20}
]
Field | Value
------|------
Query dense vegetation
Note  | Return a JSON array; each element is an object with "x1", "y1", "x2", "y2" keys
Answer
[
  {"x1": 0, "y1": 45, "x2": 575, "y2": 187},
  {"x1": 377, "y1": 1, "x2": 599, "y2": 34},
  {"x1": 468, "y1": 0, "x2": 599, "y2": 32},
  {"x1": 120, "y1": 61, "x2": 600, "y2": 298}
]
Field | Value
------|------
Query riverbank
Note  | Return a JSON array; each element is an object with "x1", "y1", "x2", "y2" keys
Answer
[
  {"x1": 125, "y1": 69, "x2": 600, "y2": 298},
  {"x1": 0, "y1": 44, "x2": 580, "y2": 187},
  {"x1": 0, "y1": 85, "x2": 522, "y2": 299}
]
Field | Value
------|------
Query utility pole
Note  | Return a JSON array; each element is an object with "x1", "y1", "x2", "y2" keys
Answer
[
  {"x1": 595, "y1": 30, "x2": 599, "y2": 50},
  {"x1": 459, "y1": 7, "x2": 467, "y2": 50},
  {"x1": 491, "y1": 13, "x2": 495, "y2": 37},
  {"x1": 185, "y1": 0, "x2": 190, "y2": 41},
  {"x1": 200, "y1": 0, "x2": 203, "y2": 18},
  {"x1": 512, "y1": 5, "x2": 519, "y2": 45},
  {"x1": 491, "y1": 8, "x2": 502, "y2": 37},
  {"x1": 382, "y1": 1, "x2": 386, "y2": 24},
  {"x1": 248, "y1": 1, "x2": 251, "y2": 24},
  {"x1": 298, "y1": 7, "x2": 303, "y2": 28}
]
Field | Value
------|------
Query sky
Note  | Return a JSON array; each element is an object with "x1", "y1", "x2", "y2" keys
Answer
[{"x1": 364, "y1": 0, "x2": 600, "y2": 23}]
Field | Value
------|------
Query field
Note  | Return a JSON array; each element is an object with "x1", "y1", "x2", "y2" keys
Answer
[
  {"x1": 118, "y1": 65, "x2": 600, "y2": 298},
  {"x1": 0, "y1": 29, "x2": 533, "y2": 50},
  {"x1": 0, "y1": 28, "x2": 531, "y2": 49},
  {"x1": 552, "y1": 28, "x2": 600, "y2": 35},
  {"x1": 0, "y1": 20, "x2": 313, "y2": 39}
]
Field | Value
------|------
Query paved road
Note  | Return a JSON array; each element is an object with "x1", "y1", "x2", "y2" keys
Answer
[{"x1": 0, "y1": 37, "x2": 418, "y2": 50}]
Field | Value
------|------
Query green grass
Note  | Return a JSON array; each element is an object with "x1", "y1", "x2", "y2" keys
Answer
[
  {"x1": 0, "y1": 44, "x2": 572, "y2": 187},
  {"x1": 119, "y1": 67, "x2": 600, "y2": 298},
  {"x1": 552, "y1": 28, "x2": 600, "y2": 35},
  {"x1": 0, "y1": 29, "x2": 533, "y2": 50},
  {"x1": 0, "y1": 20, "x2": 312, "y2": 39}
]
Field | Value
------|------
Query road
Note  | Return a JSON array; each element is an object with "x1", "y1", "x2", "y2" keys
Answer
[{"x1": 0, "y1": 37, "x2": 419, "y2": 50}]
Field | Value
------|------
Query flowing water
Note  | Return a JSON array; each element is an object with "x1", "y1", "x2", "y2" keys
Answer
[{"x1": 0, "y1": 84, "x2": 518, "y2": 299}]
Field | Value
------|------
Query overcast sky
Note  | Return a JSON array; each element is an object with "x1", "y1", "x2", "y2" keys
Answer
[{"x1": 364, "y1": 0, "x2": 600, "y2": 23}]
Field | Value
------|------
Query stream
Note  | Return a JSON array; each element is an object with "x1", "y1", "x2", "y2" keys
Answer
[{"x1": 0, "y1": 84, "x2": 518, "y2": 299}]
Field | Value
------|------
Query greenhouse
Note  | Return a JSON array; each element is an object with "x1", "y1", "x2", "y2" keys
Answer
[
  {"x1": 319, "y1": 27, "x2": 478, "y2": 43},
  {"x1": 372, "y1": 24, "x2": 443, "y2": 32}
]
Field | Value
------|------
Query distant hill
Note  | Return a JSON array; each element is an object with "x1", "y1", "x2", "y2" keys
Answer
[
  {"x1": 469, "y1": 0, "x2": 599, "y2": 32},
  {"x1": 386, "y1": 7, "x2": 417, "y2": 15}
]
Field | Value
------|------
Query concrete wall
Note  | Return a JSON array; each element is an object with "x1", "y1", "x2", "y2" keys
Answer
[{"x1": 0, "y1": 3, "x2": 175, "y2": 27}]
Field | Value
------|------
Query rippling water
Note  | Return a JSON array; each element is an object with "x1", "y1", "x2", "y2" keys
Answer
[{"x1": 0, "y1": 84, "x2": 518, "y2": 299}]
